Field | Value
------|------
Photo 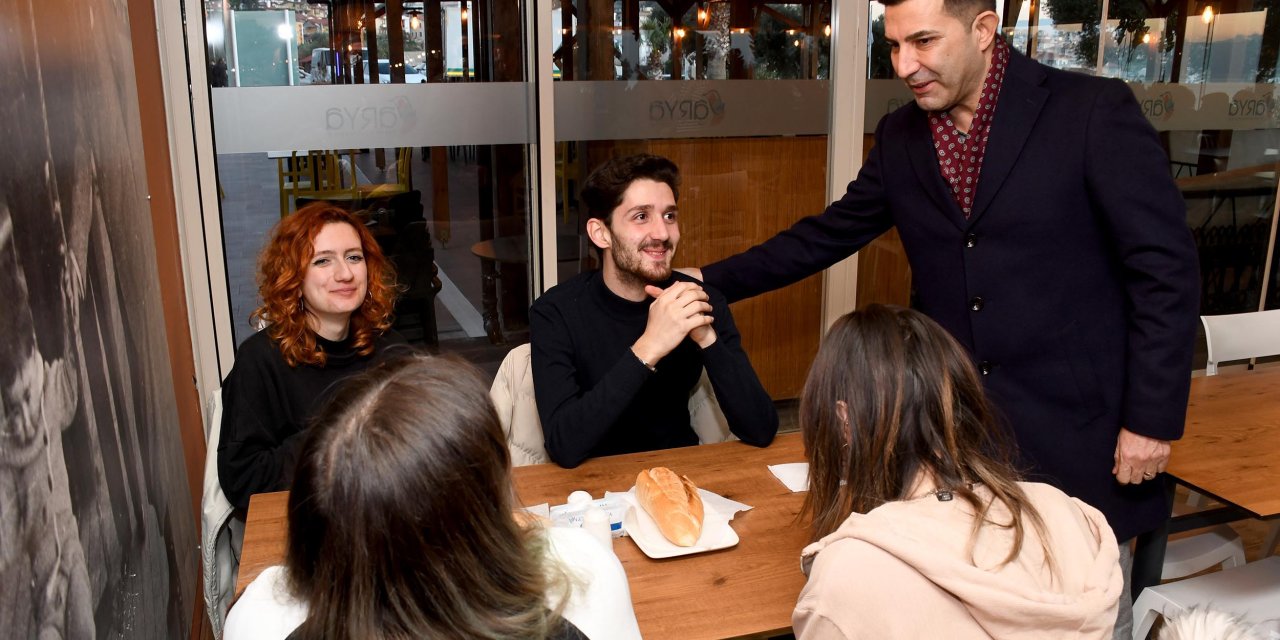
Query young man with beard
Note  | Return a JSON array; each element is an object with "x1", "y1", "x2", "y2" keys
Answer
[{"x1": 530, "y1": 154, "x2": 777, "y2": 469}]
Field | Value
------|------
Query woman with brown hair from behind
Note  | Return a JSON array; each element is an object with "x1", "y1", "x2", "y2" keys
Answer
[
  {"x1": 218, "y1": 203, "x2": 408, "y2": 510},
  {"x1": 793, "y1": 305, "x2": 1123, "y2": 639},
  {"x1": 223, "y1": 354, "x2": 641, "y2": 640}
]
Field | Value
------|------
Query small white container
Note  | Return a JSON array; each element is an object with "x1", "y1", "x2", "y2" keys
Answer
[{"x1": 582, "y1": 505, "x2": 613, "y2": 550}]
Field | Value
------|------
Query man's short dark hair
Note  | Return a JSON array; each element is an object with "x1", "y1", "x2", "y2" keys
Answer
[
  {"x1": 878, "y1": 0, "x2": 996, "y2": 24},
  {"x1": 580, "y1": 154, "x2": 680, "y2": 225}
]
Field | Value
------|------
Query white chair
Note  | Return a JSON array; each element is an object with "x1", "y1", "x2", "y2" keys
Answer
[
  {"x1": 1200, "y1": 310, "x2": 1280, "y2": 558},
  {"x1": 1161, "y1": 523, "x2": 1246, "y2": 581},
  {"x1": 491, "y1": 344, "x2": 548, "y2": 466},
  {"x1": 200, "y1": 389, "x2": 245, "y2": 639},
  {"x1": 688, "y1": 368, "x2": 734, "y2": 446},
  {"x1": 489, "y1": 344, "x2": 735, "y2": 467},
  {"x1": 1133, "y1": 556, "x2": 1280, "y2": 640},
  {"x1": 1201, "y1": 309, "x2": 1280, "y2": 375}
]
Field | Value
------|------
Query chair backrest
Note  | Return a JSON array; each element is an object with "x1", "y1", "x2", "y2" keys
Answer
[
  {"x1": 201, "y1": 389, "x2": 245, "y2": 639},
  {"x1": 490, "y1": 344, "x2": 739, "y2": 467},
  {"x1": 295, "y1": 150, "x2": 358, "y2": 201},
  {"x1": 280, "y1": 152, "x2": 316, "y2": 187},
  {"x1": 689, "y1": 370, "x2": 735, "y2": 445},
  {"x1": 491, "y1": 344, "x2": 548, "y2": 466},
  {"x1": 1201, "y1": 309, "x2": 1280, "y2": 375},
  {"x1": 388, "y1": 218, "x2": 440, "y2": 347},
  {"x1": 277, "y1": 152, "x2": 317, "y2": 217},
  {"x1": 1131, "y1": 555, "x2": 1280, "y2": 640},
  {"x1": 395, "y1": 147, "x2": 412, "y2": 189}
]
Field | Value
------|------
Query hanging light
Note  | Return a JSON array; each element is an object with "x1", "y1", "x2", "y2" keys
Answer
[
  {"x1": 823, "y1": 24, "x2": 831, "y2": 37},
  {"x1": 675, "y1": 27, "x2": 686, "y2": 39},
  {"x1": 461, "y1": 7, "x2": 469, "y2": 22},
  {"x1": 410, "y1": 12, "x2": 420, "y2": 30},
  {"x1": 1201, "y1": 5, "x2": 1215, "y2": 23},
  {"x1": 1142, "y1": 32, "x2": 1151, "y2": 44}
]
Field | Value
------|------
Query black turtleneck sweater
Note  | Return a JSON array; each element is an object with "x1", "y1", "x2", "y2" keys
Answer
[
  {"x1": 529, "y1": 271, "x2": 777, "y2": 468},
  {"x1": 217, "y1": 328, "x2": 408, "y2": 509}
]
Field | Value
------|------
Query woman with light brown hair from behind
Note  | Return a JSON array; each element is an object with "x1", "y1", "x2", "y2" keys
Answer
[
  {"x1": 793, "y1": 305, "x2": 1124, "y2": 639},
  {"x1": 223, "y1": 355, "x2": 640, "y2": 640}
]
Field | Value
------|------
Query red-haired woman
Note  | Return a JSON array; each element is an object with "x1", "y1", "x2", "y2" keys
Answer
[{"x1": 218, "y1": 203, "x2": 408, "y2": 510}]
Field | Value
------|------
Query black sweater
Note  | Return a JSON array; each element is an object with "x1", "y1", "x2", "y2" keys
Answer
[
  {"x1": 529, "y1": 271, "x2": 777, "y2": 468},
  {"x1": 217, "y1": 329, "x2": 408, "y2": 509}
]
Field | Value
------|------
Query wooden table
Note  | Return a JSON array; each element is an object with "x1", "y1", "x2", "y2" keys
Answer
[
  {"x1": 236, "y1": 433, "x2": 812, "y2": 640},
  {"x1": 1131, "y1": 367, "x2": 1280, "y2": 597},
  {"x1": 1176, "y1": 163, "x2": 1277, "y2": 231}
]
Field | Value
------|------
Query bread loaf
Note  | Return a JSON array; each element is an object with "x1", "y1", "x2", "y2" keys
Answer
[{"x1": 635, "y1": 467, "x2": 704, "y2": 546}]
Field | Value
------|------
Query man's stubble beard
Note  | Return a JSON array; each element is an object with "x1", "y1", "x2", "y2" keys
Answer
[{"x1": 609, "y1": 239, "x2": 674, "y2": 290}]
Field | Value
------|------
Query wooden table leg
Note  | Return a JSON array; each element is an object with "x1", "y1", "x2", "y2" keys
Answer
[{"x1": 480, "y1": 257, "x2": 503, "y2": 344}]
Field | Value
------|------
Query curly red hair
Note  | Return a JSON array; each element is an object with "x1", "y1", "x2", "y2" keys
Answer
[{"x1": 252, "y1": 203, "x2": 397, "y2": 367}]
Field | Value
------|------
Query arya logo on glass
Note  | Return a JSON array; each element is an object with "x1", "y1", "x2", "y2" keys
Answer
[{"x1": 649, "y1": 90, "x2": 727, "y2": 125}]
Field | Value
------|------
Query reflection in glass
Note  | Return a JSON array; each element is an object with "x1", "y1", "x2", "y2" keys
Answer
[
  {"x1": 552, "y1": 1, "x2": 830, "y2": 81},
  {"x1": 203, "y1": 1, "x2": 488, "y2": 88}
]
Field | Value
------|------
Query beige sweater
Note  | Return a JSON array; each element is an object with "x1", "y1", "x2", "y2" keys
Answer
[{"x1": 793, "y1": 482, "x2": 1123, "y2": 639}]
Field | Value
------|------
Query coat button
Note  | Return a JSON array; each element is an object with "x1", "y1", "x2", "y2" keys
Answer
[
  {"x1": 965, "y1": 234, "x2": 978, "y2": 248},
  {"x1": 978, "y1": 361, "x2": 993, "y2": 375},
  {"x1": 970, "y1": 296, "x2": 984, "y2": 312}
]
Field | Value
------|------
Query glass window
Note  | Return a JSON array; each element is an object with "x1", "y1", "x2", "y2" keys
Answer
[
  {"x1": 1097, "y1": 0, "x2": 1280, "y2": 318},
  {"x1": 549, "y1": 0, "x2": 834, "y2": 399},
  {"x1": 204, "y1": 1, "x2": 536, "y2": 368}
]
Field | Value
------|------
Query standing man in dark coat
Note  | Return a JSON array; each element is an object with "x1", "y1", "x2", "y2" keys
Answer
[{"x1": 684, "y1": 0, "x2": 1199, "y2": 633}]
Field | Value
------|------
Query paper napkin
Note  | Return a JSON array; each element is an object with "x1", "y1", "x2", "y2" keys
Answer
[{"x1": 768, "y1": 462, "x2": 810, "y2": 492}]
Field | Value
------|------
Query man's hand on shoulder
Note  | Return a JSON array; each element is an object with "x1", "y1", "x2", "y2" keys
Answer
[
  {"x1": 1112, "y1": 427, "x2": 1171, "y2": 485},
  {"x1": 674, "y1": 267, "x2": 704, "y2": 281},
  {"x1": 633, "y1": 282, "x2": 715, "y2": 364}
]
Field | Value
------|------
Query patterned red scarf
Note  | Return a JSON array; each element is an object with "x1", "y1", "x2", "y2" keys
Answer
[{"x1": 928, "y1": 38, "x2": 1009, "y2": 218}]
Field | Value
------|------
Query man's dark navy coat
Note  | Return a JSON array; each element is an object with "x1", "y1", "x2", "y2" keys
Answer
[{"x1": 703, "y1": 52, "x2": 1200, "y2": 542}]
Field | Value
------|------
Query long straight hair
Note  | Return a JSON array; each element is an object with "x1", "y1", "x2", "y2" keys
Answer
[
  {"x1": 800, "y1": 305, "x2": 1054, "y2": 571},
  {"x1": 285, "y1": 354, "x2": 567, "y2": 639}
]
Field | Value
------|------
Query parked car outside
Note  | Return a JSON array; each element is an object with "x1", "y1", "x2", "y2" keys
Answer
[{"x1": 376, "y1": 59, "x2": 427, "y2": 83}]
